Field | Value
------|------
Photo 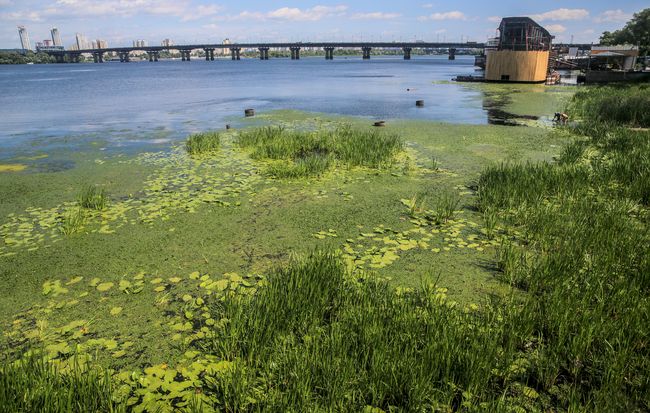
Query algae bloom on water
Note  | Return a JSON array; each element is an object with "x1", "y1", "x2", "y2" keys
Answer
[{"x1": 0, "y1": 164, "x2": 27, "y2": 172}]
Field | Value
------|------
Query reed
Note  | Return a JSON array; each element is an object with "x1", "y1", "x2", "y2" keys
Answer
[
  {"x1": 0, "y1": 353, "x2": 124, "y2": 413},
  {"x1": 185, "y1": 131, "x2": 221, "y2": 156},
  {"x1": 236, "y1": 124, "x2": 403, "y2": 177},
  {"x1": 78, "y1": 185, "x2": 108, "y2": 210},
  {"x1": 60, "y1": 207, "x2": 86, "y2": 235}
]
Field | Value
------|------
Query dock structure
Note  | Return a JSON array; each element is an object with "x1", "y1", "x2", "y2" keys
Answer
[{"x1": 485, "y1": 17, "x2": 554, "y2": 83}]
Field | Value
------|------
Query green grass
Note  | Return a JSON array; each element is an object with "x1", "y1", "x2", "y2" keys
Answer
[
  {"x1": 78, "y1": 184, "x2": 108, "y2": 210},
  {"x1": 8, "y1": 85, "x2": 635, "y2": 410},
  {"x1": 197, "y1": 252, "x2": 521, "y2": 411},
  {"x1": 185, "y1": 131, "x2": 221, "y2": 155},
  {"x1": 59, "y1": 207, "x2": 86, "y2": 235},
  {"x1": 568, "y1": 84, "x2": 650, "y2": 127},
  {"x1": 0, "y1": 353, "x2": 124, "y2": 412},
  {"x1": 237, "y1": 124, "x2": 403, "y2": 177}
]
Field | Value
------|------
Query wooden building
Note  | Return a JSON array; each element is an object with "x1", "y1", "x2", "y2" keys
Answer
[{"x1": 485, "y1": 17, "x2": 553, "y2": 83}]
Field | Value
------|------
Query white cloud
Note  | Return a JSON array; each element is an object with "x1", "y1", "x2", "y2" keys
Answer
[
  {"x1": 418, "y1": 11, "x2": 466, "y2": 21},
  {"x1": 181, "y1": 4, "x2": 222, "y2": 22},
  {"x1": 531, "y1": 8, "x2": 589, "y2": 21},
  {"x1": 545, "y1": 24, "x2": 567, "y2": 34},
  {"x1": 267, "y1": 5, "x2": 347, "y2": 21},
  {"x1": 422, "y1": 3, "x2": 434, "y2": 8},
  {"x1": 594, "y1": 9, "x2": 631, "y2": 23},
  {"x1": 487, "y1": 16, "x2": 501, "y2": 23},
  {"x1": 0, "y1": 10, "x2": 43, "y2": 21},
  {"x1": 352, "y1": 12, "x2": 401, "y2": 20},
  {"x1": 227, "y1": 5, "x2": 347, "y2": 22}
]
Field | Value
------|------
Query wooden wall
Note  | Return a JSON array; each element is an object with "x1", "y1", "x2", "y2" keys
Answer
[{"x1": 485, "y1": 50, "x2": 549, "y2": 83}]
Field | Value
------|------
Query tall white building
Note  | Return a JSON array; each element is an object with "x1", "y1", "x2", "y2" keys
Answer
[
  {"x1": 51, "y1": 27, "x2": 62, "y2": 47},
  {"x1": 76, "y1": 33, "x2": 89, "y2": 50},
  {"x1": 133, "y1": 40, "x2": 148, "y2": 48},
  {"x1": 18, "y1": 26, "x2": 32, "y2": 51},
  {"x1": 161, "y1": 39, "x2": 174, "y2": 47}
]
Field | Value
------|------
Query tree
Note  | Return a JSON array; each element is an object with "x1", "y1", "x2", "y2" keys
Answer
[{"x1": 600, "y1": 8, "x2": 650, "y2": 55}]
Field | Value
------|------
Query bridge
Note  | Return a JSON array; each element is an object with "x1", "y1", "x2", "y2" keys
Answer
[{"x1": 46, "y1": 41, "x2": 595, "y2": 63}]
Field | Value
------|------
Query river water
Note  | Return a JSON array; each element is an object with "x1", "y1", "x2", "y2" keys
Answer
[{"x1": 0, "y1": 56, "x2": 489, "y2": 159}]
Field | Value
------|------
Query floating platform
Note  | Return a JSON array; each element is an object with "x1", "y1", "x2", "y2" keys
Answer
[{"x1": 453, "y1": 75, "x2": 486, "y2": 83}]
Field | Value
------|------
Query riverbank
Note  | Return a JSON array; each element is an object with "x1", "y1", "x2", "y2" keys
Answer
[{"x1": 3, "y1": 84, "x2": 647, "y2": 411}]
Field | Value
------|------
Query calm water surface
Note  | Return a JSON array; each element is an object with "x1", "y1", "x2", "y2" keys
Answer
[{"x1": 0, "y1": 56, "x2": 487, "y2": 158}]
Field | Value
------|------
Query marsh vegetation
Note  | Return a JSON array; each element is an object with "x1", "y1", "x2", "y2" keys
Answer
[
  {"x1": 236, "y1": 124, "x2": 403, "y2": 177},
  {"x1": 1, "y1": 85, "x2": 648, "y2": 411}
]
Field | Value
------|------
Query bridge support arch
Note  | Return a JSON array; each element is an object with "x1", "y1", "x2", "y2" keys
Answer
[
  {"x1": 204, "y1": 48, "x2": 214, "y2": 61},
  {"x1": 92, "y1": 51, "x2": 104, "y2": 63},
  {"x1": 403, "y1": 47, "x2": 412, "y2": 60},
  {"x1": 362, "y1": 47, "x2": 372, "y2": 60},
  {"x1": 230, "y1": 47, "x2": 241, "y2": 60},
  {"x1": 448, "y1": 48, "x2": 456, "y2": 60},
  {"x1": 324, "y1": 47, "x2": 335, "y2": 60},
  {"x1": 290, "y1": 46, "x2": 301, "y2": 60},
  {"x1": 259, "y1": 47, "x2": 269, "y2": 60}
]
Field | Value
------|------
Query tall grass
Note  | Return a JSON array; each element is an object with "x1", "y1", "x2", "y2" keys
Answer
[
  {"x1": 78, "y1": 185, "x2": 108, "y2": 210},
  {"x1": 237, "y1": 124, "x2": 403, "y2": 177},
  {"x1": 568, "y1": 84, "x2": 650, "y2": 127},
  {"x1": 59, "y1": 207, "x2": 86, "y2": 235},
  {"x1": 0, "y1": 353, "x2": 124, "y2": 412},
  {"x1": 201, "y1": 252, "x2": 526, "y2": 411},
  {"x1": 474, "y1": 86, "x2": 650, "y2": 410},
  {"x1": 185, "y1": 131, "x2": 221, "y2": 156}
]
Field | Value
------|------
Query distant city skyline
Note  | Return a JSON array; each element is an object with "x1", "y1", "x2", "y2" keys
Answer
[{"x1": 1, "y1": 1, "x2": 647, "y2": 49}]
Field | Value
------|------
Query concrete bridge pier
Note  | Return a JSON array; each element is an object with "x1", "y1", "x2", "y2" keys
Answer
[
  {"x1": 204, "y1": 48, "x2": 215, "y2": 61},
  {"x1": 92, "y1": 52, "x2": 104, "y2": 63},
  {"x1": 324, "y1": 47, "x2": 334, "y2": 60},
  {"x1": 68, "y1": 53, "x2": 80, "y2": 63},
  {"x1": 259, "y1": 47, "x2": 269, "y2": 60},
  {"x1": 290, "y1": 47, "x2": 301, "y2": 60},
  {"x1": 180, "y1": 50, "x2": 191, "y2": 61},
  {"x1": 403, "y1": 47, "x2": 412, "y2": 60},
  {"x1": 362, "y1": 47, "x2": 372, "y2": 60},
  {"x1": 230, "y1": 47, "x2": 241, "y2": 60},
  {"x1": 448, "y1": 48, "x2": 456, "y2": 60}
]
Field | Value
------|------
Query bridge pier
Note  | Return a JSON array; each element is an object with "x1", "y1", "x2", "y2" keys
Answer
[
  {"x1": 92, "y1": 52, "x2": 104, "y2": 63},
  {"x1": 362, "y1": 47, "x2": 371, "y2": 60},
  {"x1": 180, "y1": 50, "x2": 191, "y2": 61},
  {"x1": 290, "y1": 46, "x2": 301, "y2": 60},
  {"x1": 230, "y1": 47, "x2": 241, "y2": 60},
  {"x1": 204, "y1": 48, "x2": 214, "y2": 61},
  {"x1": 448, "y1": 48, "x2": 456, "y2": 60},
  {"x1": 324, "y1": 47, "x2": 334, "y2": 60},
  {"x1": 403, "y1": 47, "x2": 412, "y2": 60},
  {"x1": 258, "y1": 47, "x2": 269, "y2": 60}
]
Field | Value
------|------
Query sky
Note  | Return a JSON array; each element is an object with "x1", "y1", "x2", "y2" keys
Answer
[{"x1": 0, "y1": 0, "x2": 646, "y2": 49}]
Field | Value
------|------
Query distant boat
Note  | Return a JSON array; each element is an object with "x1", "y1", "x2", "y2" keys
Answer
[{"x1": 26, "y1": 62, "x2": 34, "y2": 65}]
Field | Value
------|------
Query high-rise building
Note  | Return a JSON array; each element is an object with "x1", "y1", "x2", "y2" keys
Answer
[
  {"x1": 96, "y1": 39, "x2": 107, "y2": 49},
  {"x1": 219, "y1": 38, "x2": 231, "y2": 55},
  {"x1": 51, "y1": 27, "x2": 62, "y2": 47},
  {"x1": 76, "y1": 33, "x2": 89, "y2": 50},
  {"x1": 43, "y1": 39, "x2": 53, "y2": 47},
  {"x1": 161, "y1": 39, "x2": 174, "y2": 47},
  {"x1": 132, "y1": 40, "x2": 147, "y2": 48},
  {"x1": 18, "y1": 26, "x2": 32, "y2": 51}
]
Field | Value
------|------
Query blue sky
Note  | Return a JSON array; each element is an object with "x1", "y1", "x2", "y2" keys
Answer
[{"x1": 1, "y1": 0, "x2": 646, "y2": 48}]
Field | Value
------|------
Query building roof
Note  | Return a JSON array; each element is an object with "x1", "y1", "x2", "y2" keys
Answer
[{"x1": 499, "y1": 17, "x2": 552, "y2": 38}]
